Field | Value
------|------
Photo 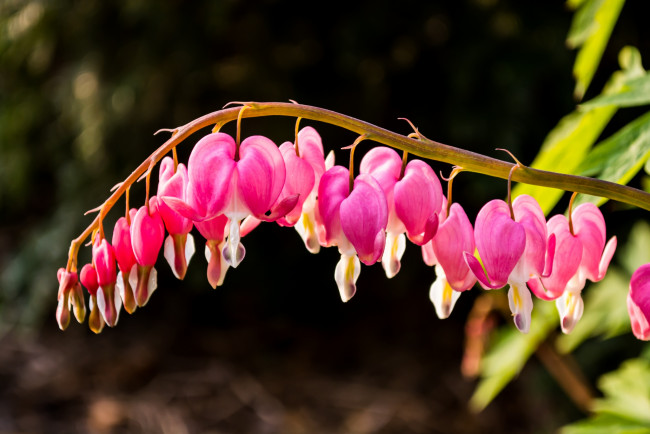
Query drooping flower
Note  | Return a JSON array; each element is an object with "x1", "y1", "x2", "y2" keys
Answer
[
  {"x1": 92, "y1": 234, "x2": 121, "y2": 327},
  {"x1": 157, "y1": 156, "x2": 195, "y2": 280},
  {"x1": 527, "y1": 202, "x2": 616, "y2": 333},
  {"x1": 465, "y1": 196, "x2": 556, "y2": 333},
  {"x1": 318, "y1": 165, "x2": 388, "y2": 301},
  {"x1": 130, "y1": 196, "x2": 165, "y2": 307},
  {"x1": 80, "y1": 263, "x2": 104, "y2": 334},
  {"x1": 112, "y1": 208, "x2": 138, "y2": 314},
  {"x1": 428, "y1": 202, "x2": 476, "y2": 319},
  {"x1": 556, "y1": 203, "x2": 616, "y2": 333},
  {"x1": 56, "y1": 268, "x2": 86, "y2": 330},
  {"x1": 360, "y1": 147, "x2": 442, "y2": 278},
  {"x1": 194, "y1": 214, "x2": 230, "y2": 289},
  {"x1": 628, "y1": 264, "x2": 650, "y2": 341},
  {"x1": 465, "y1": 199, "x2": 526, "y2": 290},
  {"x1": 161, "y1": 132, "x2": 298, "y2": 268}
]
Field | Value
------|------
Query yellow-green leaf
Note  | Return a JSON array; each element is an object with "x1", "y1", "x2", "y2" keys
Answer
[{"x1": 568, "y1": 0, "x2": 625, "y2": 100}]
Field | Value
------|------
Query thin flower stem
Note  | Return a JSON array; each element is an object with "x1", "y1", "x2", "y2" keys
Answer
[
  {"x1": 399, "y1": 150, "x2": 408, "y2": 180},
  {"x1": 64, "y1": 102, "x2": 650, "y2": 271},
  {"x1": 568, "y1": 192, "x2": 579, "y2": 235},
  {"x1": 294, "y1": 117, "x2": 302, "y2": 157}
]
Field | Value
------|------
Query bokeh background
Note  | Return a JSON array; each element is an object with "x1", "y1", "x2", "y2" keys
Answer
[{"x1": 2, "y1": 0, "x2": 650, "y2": 432}]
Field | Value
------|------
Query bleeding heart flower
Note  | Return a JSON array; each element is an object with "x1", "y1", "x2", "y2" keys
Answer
[
  {"x1": 465, "y1": 199, "x2": 526, "y2": 290},
  {"x1": 195, "y1": 214, "x2": 230, "y2": 289},
  {"x1": 628, "y1": 264, "x2": 650, "y2": 341},
  {"x1": 318, "y1": 165, "x2": 388, "y2": 302},
  {"x1": 92, "y1": 234, "x2": 121, "y2": 327},
  {"x1": 80, "y1": 263, "x2": 104, "y2": 334},
  {"x1": 428, "y1": 202, "x2": 476, "y2": 319},
  {"x1": 158, "y1": 156, "x2": 195, "y2": 280},
  {"x1": 56, "y1": 268, "x2": 86, "y2": 330},
  {"x1": 161, "y1": 132, "x2": 298, "y2": 269},
  {"x1": 360, "y1": 147, "x2": 441, "y2": 278},
  {"x1": 130, "y1": 197, "x2": 165, "y2": 307},
  {"x1": 112, "y1": 208, "x2": 138, "y2": 314},
  {"x1": 556, "y1": 203, "x2": 617, "y2": 333}
]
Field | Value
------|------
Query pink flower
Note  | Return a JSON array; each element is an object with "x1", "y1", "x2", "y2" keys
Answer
[
  {"x1": 194, "y1": 214, "x2": 230, "y2": 289},
  {"x1": 80, "y1": 263, "x2": 104, "y2": 334},
  {"x1": 557, "y1": 203, "x2": 616, "y2": 333},
  {"x1": 279, "y1": 127, "x2": 329, "y2": 253},
  {"x1": 112, "y1": 208, "x2": 138, "y2": 314},
  {"x1": 628, "y1": 264, "x2": 650, "y2": 340},
  {"x1": 465, "y1": 196, "x2": 555, "y2": 333},
  {"x1": 360, "y1": 147, "x2": 442, "y2": 278},
  {"x1": 527, "y1": 214, "x2": 582, "y2": 302},
  {"x1": 92, "y1": 234, "x2": 121, "y2": 327},
  {"x1": 130, "y1": 197, "x2": 165, "y2": 307},
  {"x1": 158, "y1": 156, "x2": 195, "y2": 280},
  {"x1": 162, "y1": 133, "x2": 298, "y2": 268},
  {"x1": 428, "y1": 202, "x2": 476, "y2": 319},
  {"x1": 528, "y1": 202, "x2": 616, "y2": 333},
  {"x1": 56, "y1": 268, "x2": 85, "y2": 330},
  {"x1": 318, "y1": 165, "x2": 388, "y2": 301},
  {"x1": 465, "y1": 199, "x2": 526, "y2": 290}
]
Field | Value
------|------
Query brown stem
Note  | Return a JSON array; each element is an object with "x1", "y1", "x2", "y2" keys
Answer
[
  {"x1": 535, "y1": 338, "x2": 596, "y2": 414},
  {"x1": 64, "y1": 102, "x2": 650, "y2": 271}
]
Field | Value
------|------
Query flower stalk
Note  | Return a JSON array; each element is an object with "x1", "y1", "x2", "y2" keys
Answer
[{"x1": 64, "y1": 101, "x2": 650, "y2": 273}]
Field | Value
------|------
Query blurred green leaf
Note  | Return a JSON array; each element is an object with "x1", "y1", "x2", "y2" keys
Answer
[
  {"x1": 512, "y1": 105, "x2": 616, "y2": 214},
  {"x1": 556, "y1": 268, "x2": 630, "y2": 353},
  {"x1": 470, "y1": 300, "x2": 557, "y2": 412},
  {"x1": 579, "y1": 75, "x2": 650, "y2": 110},
  {"x1": 567, "y1": 0, "x2": 625, "y2": 100},
  {"x1": 619, "y1": 221, "x2": 650, "y2": 274},
  {"x1": 562, "y1": 414, "x2": 650, "y2": 434},
  {"x1": 513, "y1": 46, "x2": 645, "y2": 214},
  {"x1": 562, "y1": 359, "x2": 650, "y2": 433},
  {"x1": 595, "y1": 359, "x2": 650, "y2": 424},
  {"x1": 573, "y1": 111, "x2": 650, "y2": 207}
]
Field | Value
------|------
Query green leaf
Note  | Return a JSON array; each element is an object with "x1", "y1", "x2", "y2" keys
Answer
[
  {"x1": 512, "y1": 46, "x2": 644, "y2": 215},
  {"x1": 562, "y1": 413, "x2": 650, "y2": 434},
  {"x1": 556, "y1": 268, "x2": 630, "y2": 353},
  {"x1": 579, "y1": 74, "x2": 650, "y2": 110},
  {"x1": 618, "y1": 220, "x2": 650, "y2": 275},
  {"x1": 573, "y1": 111, "x2": 650, "y2": 207},
  {"x1": 470, "y1": 300, "x2": 557, "y2": 412},
  {"x1": 594, "y1": 359, "x2": 650, "y2": 424},
  {"x1": 512, "y1": 104, "x2": 616, "y2": 214},
  {"x1": 568, "y1": 0, "x2": 626, "y2": 100},
  {"x1": 562, "y1": 359, "x2": 650, "y2": 433}
]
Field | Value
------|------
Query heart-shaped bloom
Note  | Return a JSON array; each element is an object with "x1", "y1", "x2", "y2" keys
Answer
[
  {"x1": 130, "y1": 197, "x2": 165, "y2": 307},
  {"x1": 465, "y1": 199, "x2": 526, "y2": 290},
  {"x1": 92, "y1": 234, "x2": 121, "y2": 327},
  {"x1": 318, "y1": 165, "x2": 388, "y2": 302},
  {"x1": 428, "y1": 202, "x2": 476, "y2": 319},
  {"x1": 158, "y1": 156, "x2": 195, "y2": 280},
  {"x1": 56, "y1": 268, "x2": 85, "y2": 330},
  {"x1": 628, "y1": 264, "x2": 650, "y2": 340},
  {"x1": 556, "y1": 203, "x2": 617, "y2": 333},
  {"x1": 527, "y1": 214, "x2": 582, "y2": 302},
  {"x1": 112, "y1": 208, "x2": 138, "y2": 314},
  {"x1": 162, "y1": 133, "x2": 298, "y2": 268},
  {"x1": 80, "y1": 263, "x2": 104, "y2": 334},
  {"x1": 194, "y1": 214, "x2": 230, "y2": 289},
  {"x1": 360, "y1": 147, "x2": 442, "y2": 278},
  {"x1": 506, "y1": 195, "x2": 556, "y2": 333}
]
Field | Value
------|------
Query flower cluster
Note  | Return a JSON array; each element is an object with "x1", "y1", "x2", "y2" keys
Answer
[{"x1": 55, "y1": 122, "x2": 650, "y2": 340}]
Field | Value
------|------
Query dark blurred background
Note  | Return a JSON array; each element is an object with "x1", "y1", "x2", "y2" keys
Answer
[{"x1": 1, "y1": 0, "x2": 650, "y2": 432}]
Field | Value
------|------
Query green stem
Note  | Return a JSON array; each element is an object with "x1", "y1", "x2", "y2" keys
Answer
[{"x1": 65, "y1": 101, "x2": 650, "y2": 270}]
